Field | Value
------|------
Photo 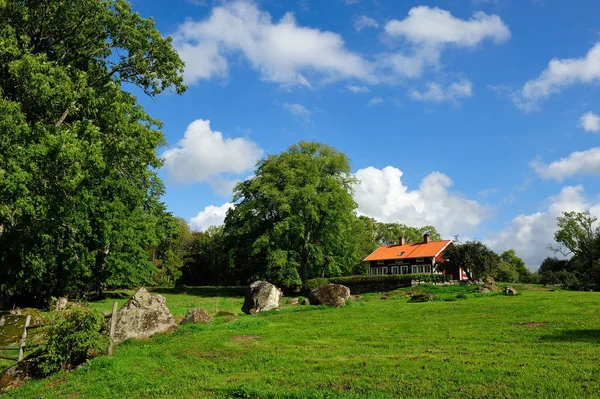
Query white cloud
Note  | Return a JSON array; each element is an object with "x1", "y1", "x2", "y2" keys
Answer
[
  {"x1": 367, "y1": 97, "x2": 384, "y2": 106},
  {"x1": 354, "y1": 15, "x2": 379, "y2": 32},
  {"x1": 485, "y1": 186, "x2": 600, "y2": 269},
  {"x1": 385, "y1": 6, "x2": 510, "y2": 47},
  {"x1": 411, "y1": 79, "x2": 473, "y2": 103},
  {"x1": 580, "y1": 111, "x2": 600, "y2": 132},
  {"x1": 162, "y1": 119, "x2": 262, "y2": 184},
  {"x1": 381, "y1": 7, "x2": 509, "y2": 78},
  {"x1": 189, "y1": 203, "x2": 234, "y2": 231},
  {"x1": 283, "y1": 102, "x2": 311, "y2": 117},
  {"x1": 515, "y1": 43, "x2": 600, "y2": 111},
  {"x1": 173, "y1": 1, "x2": 375, "y2": 87},
  {"x1": 354, "y1": 166, "x2": 488, "y2": 237},
  {"x1": 347, "y1": 85, "x2": 370, "y2": 93},
  {"x1": 531, "y1": 147, "x2": 600, "y2": 181}
]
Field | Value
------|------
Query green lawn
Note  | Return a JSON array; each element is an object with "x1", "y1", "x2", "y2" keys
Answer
[{"x1": 3, "y1": 285, "x2": 600, "y2": 398}]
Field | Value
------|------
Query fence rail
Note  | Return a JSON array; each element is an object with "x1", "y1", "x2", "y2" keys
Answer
[{"x1": 0, "y1": 302, "x2": 118, "y2": 363}]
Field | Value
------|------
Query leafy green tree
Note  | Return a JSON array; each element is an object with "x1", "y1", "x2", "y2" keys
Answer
[
  {"x1": 493, "y1": 260, "x2": 519, "y2": 283},
  {"x1": 179, "y1": 226, "x2": 230, "y2": 286},
  {"x1": 224, "y1": 142, "x2": 358, "y2": 288},
  {"x1": 0, "y1": 0, "x2": 185, "y2": 305},
  {"x1": 500, "y1": 249, "x2": 531, "y2": 282},
  {"x1": 553, "y1": 211, "x2": 600, "y2": 268},
  {"x1": 152, "y1": 216, "x2": 192, "y2": 286},
  {"x1": 444, "y1": 240, "x2": 500, "y2": 280},
  {"x1": 375, "y1": 223, "x2": 441, "y2": 246}
]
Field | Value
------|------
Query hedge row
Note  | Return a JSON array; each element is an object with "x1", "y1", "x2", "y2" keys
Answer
[{"x1": 305, "y1": 274, "x2": 453, "y2": 294}]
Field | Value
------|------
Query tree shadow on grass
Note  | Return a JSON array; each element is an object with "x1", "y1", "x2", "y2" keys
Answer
[
  {"x1": 540, "y1": 329, "x2": 600, "y2": 343},
  {"x1": 152, "y1": 286, "x2": 246, "y2": 298}
]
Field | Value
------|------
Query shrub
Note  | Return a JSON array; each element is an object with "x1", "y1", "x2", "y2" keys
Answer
[
  {"x1": 34, "y1": 305, "x2": 109, "y2": 376},
  {"x1": 304, "y1": 274, "x2": 452, "y2": 294},
  {"x1": 304, "y1": 278, "x2": 330, "y2": 292}
]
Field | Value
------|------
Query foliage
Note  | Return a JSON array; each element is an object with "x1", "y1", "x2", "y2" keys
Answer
[
  {"x1": 34, "y1": 305, "x2": 108, "y2": 376},
  {"x1": 444, "y1": 240, "x2": 501, "y2": 280},
  {"x1": 0, "y1": 0, "x2": 185, "y2": 305},
  {"x1": 500, "y1": 249, "x2": 531, "y2": 283},
  {"x1": 224, "y1": 142, "x2": 359, "y2": 289},
  {"x1": 179, "y1": 226, "x2": 230, "y2": 286},
  {"x1": 305, "y1": 274, "x2": 452, "y2": 294},
  {"x1": 373, "y1": 221, "x2": 441, "y2": 246},
  {"x1": 7, "y1": 286, "x2": 600, "y2": 398},
  {"x1": 152, "y1": 216, "x2": 193, "y2": 286},
  {"x1": 492, "y1": 260, "x2": 520, "y2": 283}
]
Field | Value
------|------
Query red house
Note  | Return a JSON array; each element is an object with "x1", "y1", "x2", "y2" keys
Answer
[{"x1": 363, "y1": 234, "x2": 467, "y2": 281}]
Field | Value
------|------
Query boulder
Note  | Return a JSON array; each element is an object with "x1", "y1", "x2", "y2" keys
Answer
[
  {"x1": 478, "y1": 287, "x2": 490, "y2": 294},
  {"x1": 0, "y1": 359, "x2": 38, "y2": 391},
  {"x1": 300, "y1": 299, "x2": 310, "y2": 305},
  {"x1": 286, "y1": 297, "x2": 299, "y2": 305},
  {"x1": 503, "y1": 286, "x2": 518, "y2": 296},
  {"x1": 181, "y1": 308, "x2": 214, "y2": 324},
  {"x1": 408, "y1": 293, "x2": 436, "y2": 303},
  {"x1": 242, "y1": 281, "x2": 283, "y2": 315},
  {"x1": 112, "y1": 287, "x2": 177, "y2": 343},
  {"x1": 54, "y1": 297, "x2": 68, "y2": 312},
  {"x1": 309, "y1": 284, "x2": 350, "y2": 307}
]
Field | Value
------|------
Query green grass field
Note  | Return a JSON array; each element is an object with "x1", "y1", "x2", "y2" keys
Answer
[{"x1": 3, "y1": 284, "x2": 600, "y2": 398}]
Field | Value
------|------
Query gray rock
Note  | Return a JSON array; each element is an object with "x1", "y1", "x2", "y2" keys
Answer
[
  {"x1": 286, "y1": 297, "x2": 299, "y2": 305},
  {"x1": 181, "y1": 308, "x2": 214, "y2": 324},
  {"x1": 112, "y1": 287, "x2": 177, "y2": 343},
  {"x1": 503, "y1": 286, "x2": 518, "y2": 296},
  {"x1": 242, "y1": 281, "x2": 283, "y2": 315},
  {"x1": 309, "y1": 284, "x2": 351, "y2": 307},
  {"x1": 408, "y1": 293, "x2": 436, "y2": 303},
  {"x1": 55, "y1": 297, "x2": 68, "y2": 311},
  {"x1": 0, "y1": 359, "x2": 37, "y2": 391},
  {"x1": 478, "y1": 287, "x2": 490, "y2": 294}
]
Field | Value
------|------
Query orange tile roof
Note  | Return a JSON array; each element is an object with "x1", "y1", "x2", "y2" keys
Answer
[{"x1": 363, "y1": 240, "x2": 452, "y2": 262}]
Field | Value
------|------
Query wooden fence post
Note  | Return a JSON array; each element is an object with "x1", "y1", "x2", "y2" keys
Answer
[
  {"x1": 18, "y1": 315, "x2": 31, "y2": 362},
  {"x1": 108, "y1": 302, "x2": 118, "y2": 355}
]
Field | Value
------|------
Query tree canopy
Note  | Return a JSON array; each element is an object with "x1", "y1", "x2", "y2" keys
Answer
[
  {"x1": 223, "y1": 142, "x2": 358, "y2": 288},
  {"x1": 0, "y1": 0, "x2": 185, "y2": 305}
]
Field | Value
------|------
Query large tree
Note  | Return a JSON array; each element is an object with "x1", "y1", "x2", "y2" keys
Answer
[
  {"x1": 0, "y1": 0, "x2": 185, "y2": 305},
  {"x1": 224, "y1": 142, "x2": 358, "y2": 288},
  {"x1": 443, "y1": 240, "x2": 500, "y2": 280}
]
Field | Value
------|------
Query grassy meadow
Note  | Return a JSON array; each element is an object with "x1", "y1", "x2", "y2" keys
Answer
[{"x1": 2, "y1": 284, "x2": 600, "y2": 398}]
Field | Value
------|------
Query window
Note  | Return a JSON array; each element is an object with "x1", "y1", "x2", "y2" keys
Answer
[
  {"x1": 377, "y1": 260, "x2": 384, "y2": 265},
  {"x1": 412, "y1": 265, "x2": 425, "y2": 274},
  {"x1": 424, "y1": 265, "x2": 432, "y2": 273},
  {"x1": 382, "y1": 267, "x2": 388, "y2": 275},
  {"x1": 398, "y1": 251, "x2": 405, "y2": 256},
  {"x1": 391, "y1": 266, "x2": 399, "y2": 275},
  {"x1": 401, "y1": 266, "x2": 409, "y2": 274},
  {"x1": 416, "y1": 258, "x2": 424, "y2": 263}
]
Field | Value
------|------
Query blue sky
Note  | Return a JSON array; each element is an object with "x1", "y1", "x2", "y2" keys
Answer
[{"x1": 131, "y1": 0, "x2": 599, "y2": 269}]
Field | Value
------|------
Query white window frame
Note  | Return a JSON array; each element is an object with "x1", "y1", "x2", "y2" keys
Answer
[
  {"x1": 391, "y1": 266, "x2": 399, "y2": 275},
  {"x1": 401, "y1": 266, "x2": 409, "y2": 274},
  {"x1": 382, "y1": 267, "x2": 388, "y2": 275},
  {"x1": 424, "y1": 265, "x2": 432, "y2": 274}
]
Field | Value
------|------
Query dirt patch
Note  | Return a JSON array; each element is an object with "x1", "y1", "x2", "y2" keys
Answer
[
  {"x1": 514, "y1": 322, "x2": 550, "y2": 328},
  {"x1": 231, "y1": 335, "x2": 261, "y2": 342}
]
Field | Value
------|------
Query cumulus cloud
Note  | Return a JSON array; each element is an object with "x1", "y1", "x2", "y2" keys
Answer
[
  {"x1": 189, "y1": 203, "x2": 234, "y2": 231},
  {"x1": 515, "y1": 43, "x2": 600, "y2": 111},
  {"x1": 367, "y1": 97, "x2": 384, "y2": 106},
  {"x1": 580, "y1": 111, "x2": 600, "y2": 132},
  {"x1": 162, "y1": 119, "x2": 262, "y2": 184},
  {"x1": 381, "y1": 7, "x2": 510, "y2": 77},
  {"x1": 354, "y1": 166, "x2": 488, "y2": 237},
  {"x1": 485, "y1": 186, "x2": 600, "y2": 269},
  {"x1": 283, "y1": 102, "x2": 311, "y2": 117},
  {"x1": 411, "y1": 79, "x2": 473, "y2": 103},
  {"x1": 347, "y1": 85, "x2": 370, "y2": 93},
  {"x1": 354, "y1": 15, "x2": 379, "y2": 32},
  {"x1": 173, "y1": 0, "x2": 374, "y2": 87},
  {"x1": 531, "y1": 147, "x2": 600, "y2": 181}
]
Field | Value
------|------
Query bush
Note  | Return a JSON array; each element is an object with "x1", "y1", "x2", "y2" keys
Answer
[
  {"x1": 304, "y1": 274, "x2": 452, "y2": 294},
  {"x1": 34, "y1": 305, "x2": 109, "y2": 376}
]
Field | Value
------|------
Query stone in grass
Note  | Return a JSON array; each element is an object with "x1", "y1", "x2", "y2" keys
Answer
[
  {"x1": 478, "y1": 287, "x2": 491, "y2": 294},
  {"x1": 181, "y1": 308, "x2": 214, "y2": 325},
  {"x1": 242, "y1": 281, "x2": 283, "y2": 315},
  {"x1": 408, "y1": 293, "x2": 436, "y2": 303},
  {"x1": 0, "y1": 358, "x2": 38, "y2": 391},
  {"x1": 111, "y1": 287, "x2": 177, "y2": 344},
  {"x1": 309, "y1": 284, "x2": 350, "y2": 307},
  {"x1": 300, "y1": 299, "x2": 310, "y2": 305},
  {"x1": 503, "y1": 286, "x2": 518, "y2": 296},
  {"x1": 286, "y1": 298, "x2": 299, "y2": 305}
]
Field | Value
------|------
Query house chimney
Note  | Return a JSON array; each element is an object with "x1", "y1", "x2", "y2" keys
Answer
[
  {"x1": 424, "y1": 233, "x2": 431, "y2": 243},
  {"x1": 399, "y1": 236, "x2": 405, "y2": 245}
]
